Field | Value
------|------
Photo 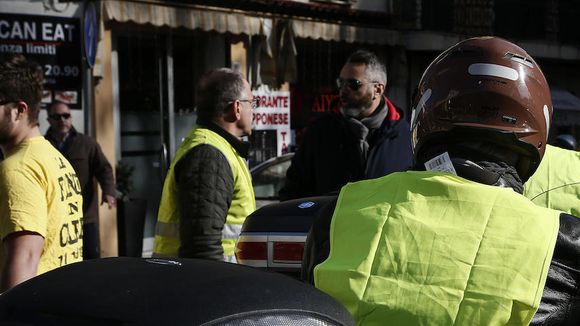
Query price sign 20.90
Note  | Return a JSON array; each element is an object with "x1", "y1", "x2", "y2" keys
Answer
[
  {"x1": 0, "y1": 13, "x2": 82, "y2": 109},
  {"x1": 44, "y1": 64, "x2": 80, "y2": 78}
]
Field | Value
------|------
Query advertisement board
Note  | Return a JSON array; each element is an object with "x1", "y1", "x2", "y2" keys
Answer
[
  {"x1": 0, "y1": 13, "x2": 82, "y2": 109},
  {"x1": 252, "y1": 90, "x2": 291, "y2": 156}
]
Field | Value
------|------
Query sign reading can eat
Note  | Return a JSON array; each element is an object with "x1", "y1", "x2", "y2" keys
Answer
[
  {"x1": 252, "y1": 90, "x2": 291, "y2": 156},
  {"x1": 0, "y1": 13, "x2": 82, "y2": 109}
]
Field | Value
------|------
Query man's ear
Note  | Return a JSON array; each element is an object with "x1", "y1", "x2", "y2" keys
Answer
[
  {"x1": 224, "y1": 101, "x2": 241, "y2": 123},
  {"x1": 375, "y1": 83, "x2": 385, "y2": 96},
  {"x1": 232, "y1": 100, "x2": 242, "y2": 120},
  {"x1": 14, "y1": 101, "x2": 29, "y2": 121}
]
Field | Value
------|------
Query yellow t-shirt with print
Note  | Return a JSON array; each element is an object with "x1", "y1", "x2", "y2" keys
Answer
[{"x1": 0, "y1": 137, "x2": 83, "y2": 275}]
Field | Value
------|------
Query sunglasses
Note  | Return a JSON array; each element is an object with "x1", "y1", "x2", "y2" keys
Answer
[
  {"x1": 49, "y1": 113, "x2": 71, "y2": 120},
  {"x1": 238, "y1": 98, "x2": 258, "y2": 110},
  {"x1": 336, "y1": 78, "x2": 378, "y2": 91}
]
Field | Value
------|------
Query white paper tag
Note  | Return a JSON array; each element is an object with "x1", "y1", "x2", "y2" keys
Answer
[{"x1": 424, "y1": 152, "x2": 457, "y2": 175}]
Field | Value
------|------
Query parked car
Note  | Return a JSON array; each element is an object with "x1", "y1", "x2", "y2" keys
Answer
[
  {"x1": 236, "y1": 195, "x2": 338, "y2": 279},
  {"x1": 0, "y1": 257, "x2": 354, "y2": 325},
  {"x1": 251, "y1": 153, "x2": 294, "y2": 209}
]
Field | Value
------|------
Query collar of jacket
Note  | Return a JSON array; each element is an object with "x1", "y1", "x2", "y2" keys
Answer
[
  {"x1": 385, "y1": 97, "x2": 401, "y2": 121},
  {"x1": 196, "y1": 119, "x2": 250, "y2": 159},
  {"x1": 45, "y1": 126, "x2": 78, "y2": 143},
  {"x1": 370, "y1": 96, "x2": 406, "y2": 140},
  {"x1": 414, "y1": 157, "x2": 524, "y2": 194}
]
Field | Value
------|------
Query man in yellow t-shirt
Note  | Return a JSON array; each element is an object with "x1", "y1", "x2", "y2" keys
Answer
[{"x1": 0, "y1": 54, "x2": 83, "y2": 292}]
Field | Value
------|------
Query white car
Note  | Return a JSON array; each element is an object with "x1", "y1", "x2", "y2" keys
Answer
[
  {"x1": 251, "y1": 153, "x2": 293, "y2": 209},
  {"x1": 236, "y1": 195, "x2": 338, "y2": 279}
]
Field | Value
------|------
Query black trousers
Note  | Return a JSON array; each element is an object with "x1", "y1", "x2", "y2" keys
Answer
[{"x1": 83, "y1": 222, "x2": 100, "y2": 259}]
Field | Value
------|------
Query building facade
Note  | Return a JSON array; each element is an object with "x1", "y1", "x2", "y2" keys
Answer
[{"x1": 2, "y1": 0, "x2": 580, "y2": 256}]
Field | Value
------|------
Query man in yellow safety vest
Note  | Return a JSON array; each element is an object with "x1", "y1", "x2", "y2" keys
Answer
[
  {"x1": 153, "y1": 68, "x2": 256, "y2": 262},
  {"x1": 302, "y1": 37, "x2": 580, "y2": 325}
]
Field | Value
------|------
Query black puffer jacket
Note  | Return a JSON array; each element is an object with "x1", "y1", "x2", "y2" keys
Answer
[{"x1": 173, "y1": 122, "x2": 249, "y2": 260}]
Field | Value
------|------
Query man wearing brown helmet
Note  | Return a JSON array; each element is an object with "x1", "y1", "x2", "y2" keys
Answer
[{"x1": 302, "y1": 37, "x2": 579, "y2": 324}]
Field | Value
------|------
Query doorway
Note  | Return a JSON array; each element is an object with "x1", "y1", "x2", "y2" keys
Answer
[{"x1": 114, "y1": 26, "x2": 228, "y2": 255}]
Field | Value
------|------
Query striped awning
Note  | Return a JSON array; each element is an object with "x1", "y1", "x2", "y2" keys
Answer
[
  {"x1": 291, "y1": 19, "x2": 401, "y2": 45},
  {"x1": 103, "y1": 0, "x2": 265, "y2": 36}
]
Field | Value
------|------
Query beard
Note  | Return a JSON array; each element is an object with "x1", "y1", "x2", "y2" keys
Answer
[
  {"x1": 340, "y1": 90, "x2": 374, "y2": 118},
  {"x1": 0, "y1": 110, "x2": 13, "y2": 145}
]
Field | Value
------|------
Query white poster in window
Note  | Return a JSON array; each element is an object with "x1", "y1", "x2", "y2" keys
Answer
[{"x1": 251, "y1": 90, "x2": 291, "y2": 156}]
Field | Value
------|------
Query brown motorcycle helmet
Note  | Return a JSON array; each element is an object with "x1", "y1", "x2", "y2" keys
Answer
[{"x1": 411, "y1": 36, "x2": 552, "y2": 182}]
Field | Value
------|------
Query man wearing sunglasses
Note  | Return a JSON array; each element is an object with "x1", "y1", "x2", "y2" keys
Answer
[
  {"x1": 44, "y1": 101, "x2": 116, "y2": 260},
  {"x1": 0, "y1": 54, "x2": 83, "y2": 291},
  {"x1": 153, "y1": 68, "x2": 256, "y2": 262},
  {"x1": 280, "y1": 50, "x2": 413, "y2": 200}
]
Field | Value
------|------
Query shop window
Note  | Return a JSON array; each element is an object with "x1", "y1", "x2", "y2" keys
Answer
[{"x1": 117, "y1": 34, "x2": 160, "y2": 112}]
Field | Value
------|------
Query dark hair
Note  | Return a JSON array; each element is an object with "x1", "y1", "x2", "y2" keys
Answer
[
  {"x1": 47, "y1": 100, "x2": 70, "y2": 115},
  {"x1": 195, "y1": 68, "x2": 246, "y2": 121},
  {"x1": 0, "y1": 54, "x2": 43, "y2": 125},
  {"x1": 345, "y1": 50, "x2": 387, "y2": 85}
]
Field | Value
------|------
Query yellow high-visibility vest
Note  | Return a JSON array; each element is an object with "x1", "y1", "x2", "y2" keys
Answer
[
  {"x1": 524, "y1": 144, "x2": 580, "y2": 217},
  {"x1": 153, "y1": 127, "x2": 255, "y2": 262},
  {"x1": 315, "y1": 171, "x2": 559, "y2": 325}
]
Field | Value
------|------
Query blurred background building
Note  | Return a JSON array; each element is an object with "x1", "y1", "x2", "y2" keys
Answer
[{"x1": 2, "y1": 0, "x2": 580, "y2": 256}]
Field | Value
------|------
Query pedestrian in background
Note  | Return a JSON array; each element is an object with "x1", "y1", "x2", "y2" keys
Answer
[
  {"x1": 0, "y1": 54, "x2": 83, "y2": 291},
  {"x1": 303, "y1": 37, "x2": 580, "y2": 324},
  {"x1": 153, "y1": 68, "x2": 256, "y2": 262},
  {"x1": 45, "y1": 101, "x2": 116, "y2": 259},
  {"x1": 279, "y1": 50, "x2": 412, "y2": 200}
]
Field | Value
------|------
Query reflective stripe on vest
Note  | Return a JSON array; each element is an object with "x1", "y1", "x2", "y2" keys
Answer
[
  {"x1": 524, "y1": 144, "x2": 580, "y2": 217},
  {"x1": 152, "y1": 127, "x2": 256, "y2": 259},
  {"x1": 315, "y1": 171, "x2": 560, "y2": 325},
  {"x1": 155, "y1": 220, "x2": 179, "y2": 238}
]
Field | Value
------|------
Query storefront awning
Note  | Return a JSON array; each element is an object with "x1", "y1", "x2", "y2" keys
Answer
[
  {"x1": 291, "y1": 19, "x2": 401, "y2": 45},
  {"x1": 103, "y1": 0, "x2": 265, "y2": 36}
]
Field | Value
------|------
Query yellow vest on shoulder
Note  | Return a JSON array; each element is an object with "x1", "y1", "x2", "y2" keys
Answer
[
  {"x1": 524, "y1": 144, "x2": 580, "y2": 217},
  {"x1": 153, "y1": 127, "x2": 255, "y2": 261},
  {"x1": 315, "y1": 171, "x2": 560, "y2": 325}
]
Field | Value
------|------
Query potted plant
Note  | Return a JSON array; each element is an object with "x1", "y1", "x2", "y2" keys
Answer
[{"x1": 116, "y1": 161, "x2": 147, "y2": 257}]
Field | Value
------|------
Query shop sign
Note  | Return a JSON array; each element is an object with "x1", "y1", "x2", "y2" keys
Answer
[
  {"x1": 0, "y1": 13, "x2": 82, "y2": 109},
  {"x1": 312, "y1": 93, "x2": 339, "y2": 113},
  {"x1": 252, "y1": 90, "x2": 291, "y2": 156},
  {"x1": 83, "y1": 2, "x2": 98, "y2": 68}
]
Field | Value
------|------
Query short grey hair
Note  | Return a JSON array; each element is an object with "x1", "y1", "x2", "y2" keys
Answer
[
  {"x1": 195, "y1": 68, "x2": 246, "y2": 121},
  {"x1": 345, "y1": 50, "x2": 387, "y2": 85}
]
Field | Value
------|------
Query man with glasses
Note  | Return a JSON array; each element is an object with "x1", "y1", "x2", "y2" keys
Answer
[
  {"x1": 279, "y1": 50, "x2": 413, "y2": 200},
  {"x1": 0, "y1": 54, "x2": 82, "y2": 291},
  {"x1": 45, "y1": 101, "x2": 116, "y2": 259},
  {"x1": 153, "y1": 68, "x2": 256, "y2": 262}
]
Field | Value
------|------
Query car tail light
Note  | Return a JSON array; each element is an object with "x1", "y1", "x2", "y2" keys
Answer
[
  {"x1": 237, "y1": 241, "x2": 267, "y2": 260},
  {"x1": 237, "y1": 234, "x2": 307, "y2": 270},
  {"x1": 236, "y1": 235, "x2": 268, "y2": 268},
  {"x1": 273, "y1": 242, "x2": 305, "y2": 263}
]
